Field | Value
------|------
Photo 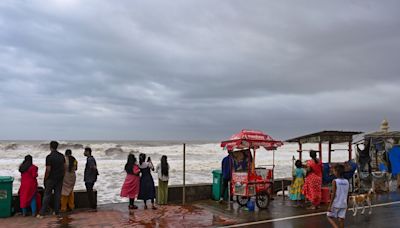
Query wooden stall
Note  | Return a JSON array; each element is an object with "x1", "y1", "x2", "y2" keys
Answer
[
  {"x1": 286, "y1": 130, "x2": 363, "y2": 163},
  {"x1": 286, "y1": 131, "x2": 362, "y2": 198}
]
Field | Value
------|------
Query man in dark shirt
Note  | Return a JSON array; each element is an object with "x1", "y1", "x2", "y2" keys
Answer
[
  {"x1": 37, "y1": 141, "x2": 65, "y2": 217},
  {"x1": 220, "y1": 151, "x2": 233, "y2": 203},
  {"x1": 84, "y1": 147, "x2": 98, "y2": 210}
]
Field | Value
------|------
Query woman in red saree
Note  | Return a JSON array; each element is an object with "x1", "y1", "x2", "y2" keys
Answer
[
  {"x1": 19, "y1": 155, "x2": 41, "y2": 216},
  {"x1": 302, "y1": 150, "x2": 323, "y2": 210}
]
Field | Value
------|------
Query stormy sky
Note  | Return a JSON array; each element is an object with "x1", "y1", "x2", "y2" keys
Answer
[{"x1": 0, "y1": 0, "x2": 399, "y2": 141}]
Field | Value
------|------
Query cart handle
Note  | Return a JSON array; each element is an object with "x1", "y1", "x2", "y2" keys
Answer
[
  {"x1": 247, "y1": 180, "x2": 273, "y2": 185},
  {"x1": 257, "y1": 165, "x2": 275, "y2": 168}
]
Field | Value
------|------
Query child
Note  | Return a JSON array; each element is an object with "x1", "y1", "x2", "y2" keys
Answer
[
  {"x1": 156, "y1": 155, "x2": 169, "y2": 205},
  {"x1": 120, "y1": 154, "x2": 141, "y2": 209},
  {"x1": 327, "y1": 164, "x2": 349, "y2": 228},
  {"x1": 289, "y1": 160, "x2": 305, "y2": 206}
]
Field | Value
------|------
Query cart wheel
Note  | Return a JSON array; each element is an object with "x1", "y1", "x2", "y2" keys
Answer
[
  {"x1": 236, "y1": 196, "x2": 249, "y2": 207},
  {"x1": 256, "y1": 192, "x2": 270, "y2": 209}
]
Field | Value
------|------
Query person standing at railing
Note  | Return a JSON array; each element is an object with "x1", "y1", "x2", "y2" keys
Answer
[
  {"x1": 84, "y1": 147, "x2": 99, "y2": 211},
  {"x1": 19, "y1": 155, "x2": 41, "y2": 217},
  {"x1": 156, "y1": 155, "x2": 169, "y2": 205},
  {"x1": 61, "y1": 149, "x2": 77, "y2": 212},
  {"x1": 37, "y1": 141, "x2": 65, "y2": 218},
  {"x1": 138, "y1": 153, "x2": 157, "y2": 210},
  {"x1": 120, "y1": 154, "x2": 140, "y2": 209}
]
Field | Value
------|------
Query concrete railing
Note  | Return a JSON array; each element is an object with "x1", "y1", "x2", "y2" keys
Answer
[
  {"x1": 160, "y1": 183, "x2": 212, "y2": 204},
  {"x1": 161, "y1": 178, "x2": 292, "y2": 203},
  {"x1": 12, "y1": 178, "x2": 292, "y2": 212},
  {"x1": 13, "y1": 189, "x2": 97, "y2": 213}
]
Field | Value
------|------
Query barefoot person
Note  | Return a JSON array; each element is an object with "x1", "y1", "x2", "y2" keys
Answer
[
  {"x1": 84, "y1": 147, "x2": 99, "y2": 211},
  {"x1": 156, "y1": 155, "x2": 169, "y2": 205},
  {"x1": 61, "y1": 149, "x2": 77, "y2": 212},
  {"x1": 327, "y1": 164, "x2": 349, "y2": 228},
  {"x1": 302, "y1": 150, "x2": 323, "y2": 210},
  {"x1": 19, "y1": 155, "x2": 40, "y2": 216},
  {"x1": 38, "y1": 141, "x2": 65, "y2": 217},
  {"x1": 120, "y1": 154, "x2": 141, "y2": 209},
  {"x1": 138, "y1": 153, "x2": 157, "y2": 210}
]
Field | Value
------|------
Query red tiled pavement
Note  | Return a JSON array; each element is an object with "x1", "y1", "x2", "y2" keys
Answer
[{"x1": 0, "y1": 204, "x2": 237, "y2": 228}]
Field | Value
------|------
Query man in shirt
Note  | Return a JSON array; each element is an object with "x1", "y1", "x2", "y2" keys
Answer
[
  {"x1": 220, "y1": 151, "x2": 233, "y2": 203},
  {"x1": 84, "y1": 147, "x2": 98, "y2": 211},
  {"x1": 37, "y1": 141, "x2": 65, "y2": 217}
]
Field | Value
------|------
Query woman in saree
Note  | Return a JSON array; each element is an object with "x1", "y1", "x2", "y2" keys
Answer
[{"x1": 302, "y1": 150, "x2": 323, "y2": 210}]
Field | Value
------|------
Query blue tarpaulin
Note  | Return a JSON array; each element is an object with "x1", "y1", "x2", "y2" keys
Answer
[{"x1": 389, "y1": 146, "x2": 400, "y2": 175}]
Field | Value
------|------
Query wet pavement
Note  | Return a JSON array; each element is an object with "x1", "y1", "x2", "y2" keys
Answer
[
  {"x1": 1, "y1": 192, "x2": 400, "y2": 227},
  {"x1": 232, "y1": 200, "x2": 400, "y2": 228},
  {"x1": 0, "y1": 203, "x2": 236, "y2": 228},
  {"x1": 218, "y1": 191, "x2": 400, "y2": 227}
]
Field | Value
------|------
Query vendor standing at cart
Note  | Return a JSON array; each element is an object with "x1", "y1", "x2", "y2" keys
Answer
[
  {"x1": 302, "y1": 150, "x2": 323, "y2": 210},
  {"x1": 220, "y1": 150, "x2": 234, "y2": 203},
  {"x1": 233, "y1": 150, "x2": 250, "y2": 171}
]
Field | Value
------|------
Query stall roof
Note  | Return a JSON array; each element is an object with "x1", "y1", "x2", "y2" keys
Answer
[
  {"x1": 364, "y1": 131, "x2": 400, "y2": 139},
  {"x1": 286, "y1": 130, "x2": 363, "y2": 144}
]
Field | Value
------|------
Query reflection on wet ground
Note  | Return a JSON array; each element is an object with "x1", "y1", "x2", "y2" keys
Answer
[
  {"x1": 0, "y1": 203, "x2": 236, "y2": 228},
  {"x1": 1, "y1": 191, "x2": 399, "y2": 227},
  {"x1": 122, "y1": 204, "x2": 236, "y2": 227}
]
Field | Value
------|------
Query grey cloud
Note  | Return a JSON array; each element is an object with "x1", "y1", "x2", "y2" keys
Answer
[{"x1": 0, "y1": 0, "x2": 399, "y2": 140}]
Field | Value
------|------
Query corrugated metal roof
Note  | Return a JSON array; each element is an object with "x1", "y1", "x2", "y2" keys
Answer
[{"x1": 286, "y1": 130, "x2": 363, "y2": 143}]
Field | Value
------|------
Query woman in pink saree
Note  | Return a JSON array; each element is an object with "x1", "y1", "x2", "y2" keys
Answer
[
  {"x1": 302, "y1": 150, "x2": 323, "y2": 209},
  {"x1": 120, "y1": 154, "x2": 141, "y2": 209}
]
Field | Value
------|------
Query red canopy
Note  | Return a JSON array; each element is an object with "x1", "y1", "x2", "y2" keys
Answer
[{"x1": 220, "y1": 129, "x2": 283, "y2": 151}]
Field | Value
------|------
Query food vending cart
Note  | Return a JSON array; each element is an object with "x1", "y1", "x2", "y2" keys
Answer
[{"x1": 220, "y1": 129, "x2": 283, "y2": 209}]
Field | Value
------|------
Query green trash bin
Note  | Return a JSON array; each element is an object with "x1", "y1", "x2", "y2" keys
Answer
[
  {"x1": 212, "y1": 170, "x2": 228, "y2": 201},
  {"x1": 0, "y1": 176, "x2": 14, "y2": 218},
  {"x1": 212, "y1": 170, "x2": 222, "y2": 200}
]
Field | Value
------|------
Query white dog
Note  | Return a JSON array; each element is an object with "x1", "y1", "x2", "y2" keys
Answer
[{"x1": 349, "y1": 189, "x2": 374, "y2": 216}]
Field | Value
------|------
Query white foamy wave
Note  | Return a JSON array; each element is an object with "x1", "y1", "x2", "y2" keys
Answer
[{"x1": 0, "y1": 141, "x2": 351, "y2": 205}]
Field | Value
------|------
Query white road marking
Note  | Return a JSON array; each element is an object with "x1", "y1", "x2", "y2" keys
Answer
[{"x1": 223, "y1": 201, "x2": 400, "y2": 227}]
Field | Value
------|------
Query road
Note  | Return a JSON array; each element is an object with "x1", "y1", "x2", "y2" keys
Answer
[{"x1": 225, "y1": 201, "x2": 400, "y2": 228}]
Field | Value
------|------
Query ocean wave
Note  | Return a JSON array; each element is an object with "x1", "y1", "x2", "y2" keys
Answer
[
  {"x1": 103, "y1": 147, "x2": 142, "y2": 159},
  {"x1": 104, "y1": 147, "x2": 124, "y2": 156},
  {"x1": 37, "y1": 143, "x2": 85, "y2": 151},
  {"x1": 0, "y1": 141, "x2": 352, "y2": 205},
  {"x1": 4, "y1": 143, "x2": 19, "y2": 150}
]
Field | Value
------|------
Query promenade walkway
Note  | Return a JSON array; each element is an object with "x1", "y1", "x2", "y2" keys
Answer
[
  {"x1": 0, "y1": 203, "x2": 236, "y2": 228},
  {"x1": 1, "y1": 191, "x2": 399, "y2": 227}
]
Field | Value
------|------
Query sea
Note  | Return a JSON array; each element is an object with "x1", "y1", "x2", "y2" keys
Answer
[{"x1": 0, "y1": 140, "x2": 350, "y2": 205}]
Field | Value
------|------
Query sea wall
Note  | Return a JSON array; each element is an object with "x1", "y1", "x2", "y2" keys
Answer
[
  {"x1": 12, "y1": 189, "x2": 97, "y2": 213},
  {"x1": 163, "y1": 178, "x2": 292, "y2": 203},
  {"x1": 12, "y1": 178, "x2": 292, "y2": 212}
]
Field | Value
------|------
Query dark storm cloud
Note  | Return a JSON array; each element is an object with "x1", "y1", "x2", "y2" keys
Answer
[{"x1": 0, "y1": 0, "x2": 399, "y2": 140}]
